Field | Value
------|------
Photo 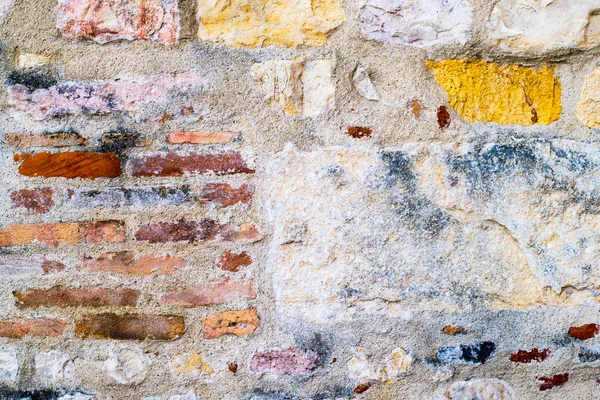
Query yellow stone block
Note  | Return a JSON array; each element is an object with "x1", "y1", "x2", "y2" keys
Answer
[
  {"x1": 577, "y1": 67, "x2": 600, "y2": 128},
  {"x1": 427, "y1": 59, "x2": 562, "y2": 126},
  {"x1": 197, "y1": 0, "x2": 346, "y2": 48}
]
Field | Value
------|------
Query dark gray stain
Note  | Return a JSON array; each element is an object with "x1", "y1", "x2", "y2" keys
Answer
[
  {"x1": 6, "y1": 70, "x2": 57, "y2": 91},
  {"x1": 437, "y1": 341, "x2": 496, "y2": 364},
  {"x1": 0, "y1": 389, "x2": 92, "y2": 400}
]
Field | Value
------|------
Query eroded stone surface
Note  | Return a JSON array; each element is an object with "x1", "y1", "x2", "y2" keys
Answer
[
  {"x1": 489, "y1": 0, "x2": 600, "y2": 55},
  {"x1": 0, "y1": 0, "x2": 14, "y2": 25},
  {"x1": 103, "y1": 345, "x2": 150, "y2": 385},
  {"x1": 197, "y1": 0, "x2": 345, "y2": 48},
  {"x1": 358, "y1": 0, "x2": 472, "y2": 47},
  {"x1": 0, "y1": 348, "x2": 18, "y2": 385},
  {"x1": 34, "y1": 350, "x2": 75, "y2": 387},
  {"x1": 352, "y1": 64, "x2": 379, "y2": 101},
  {"x1": 448, "y1": 379, "x2": 514, "y2": 400},
  {"x1": 251, "y1": 60, "x2": 335, "y2": 117},
  {"x1": 57, "y1": 0, "x2": 180, "y2": 45},
  {"x1": 268, "y1": 141, "x2": 600, "y2": 323},
  {"x1": 577, "y1": 67, "x2": 600, "y2": 127}
]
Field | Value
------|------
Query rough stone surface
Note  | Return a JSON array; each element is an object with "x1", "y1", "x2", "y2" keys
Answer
[
  {"x1": 352, "y1": 64, "x2": 379, "y2": 101},
  {"x1": 0, "y1": 348, "x2": 18, "y2": 385},
  {"x1": 102, "y1": 345, "x2": 150, "y2": 385},
  {"x1": 577, "y1": 67, "x2": 600, "y2": 127},
  {"x1": 358, "y1": 0, "x2": 472, "y2": 47},
  {"x1": 448, "y1": 379, "x2": 515, "y2": 399},
  {"x1": 34, "y1": 350, "x2": 75, "y2": 387}
]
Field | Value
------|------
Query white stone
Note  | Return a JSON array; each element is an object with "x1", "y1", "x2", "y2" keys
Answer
[
  {"x1": 18, "y1": 53, "x2": 51, "y2": 69},
  {"x1": 347, "y1": 347, "x2": 412, "y2": 382},
  {"x1": 103, "y1": 345, "x2": 150, "y2": 385},
  {"x1": 448, "y1": 379, "x2": 515, "y2": 400},
  {"x1": 385, "y1": 348, "x2": 413, "y2": 378},
  {"x1": 489, "y1": 0, "x2": 600, "y2": 54},
  {"x1": 168, "y1": 391, "x2": 198, "y2": 400},
  {"x1": 0, "y1": 348, "x2": 18, "y2": 385},
  {"x1": 57, "y1": 395, "x2": 97, "y2": 400},
  {"x1": 0, "y1": 0, "x2": 15, "y2": 24},
  {"x1": 251, "y1": 59, "x2": 335, "y2": 117},
  {"x1": 352, "y1": 65, "x2": 379, "y2": 101},
  {"x1": 358, "y1": 0, "x2": 472, "y2": 47},
  {"x1": 35, "y1": 350, "x2": 75, "y2": 387}
]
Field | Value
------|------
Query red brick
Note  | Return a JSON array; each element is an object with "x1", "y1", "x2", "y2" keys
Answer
[
  {"x1": 198, "y1": 182, "x2": 254, "y2": 206},
  {"x1": 437, "y1": 106, "x2": 451, "y2": 129},
  {"x1": 6, "y1": 133, "x2": 88, "y2": 148},
  {"x1": 14, "y1": 287, "x2": 140, "y2": 308},
  {"x1": 0, "y1": 318, "x2": 66, "y2": 338},
  {"x1": 537, "y1": 373, "x2": 568, "y2": 391},
  {"x1": 82, "y1": 251, "x2": 186, "y2": 275},
  {"x1": 57, "y1": 0, "x2": 180, "y2": 45},
  {"x1": 510, "y1": 348, "x2": 550, "y2": 364},
  {"x1": 160, "y1": 279, "x2": 255, "y2": 307},
  {"x1": 569, "y1": 324, "x2": 600, "y2": 340},
  {"x1": 346, "y1": 126, "x2": 372, "y2": 138},
  {"x1": 14, "y1": 152, "x2": 120, "y2": 179},
  {"x1": 0, "y1": 220, "x2": 125, "y2": 247},
  {"x1": 135, "y1": 219, "x2": 260, "y2": 243},
  {"x1": 75, "y1": 313, "x2": 185, "y2": 340},
  {"x1": 168, "y1": 131, "x2": 239, "y2": 144},
  {"x1": 129, "y1": 151, "x2": 254, "y2": 177},
  {"x1": 249, "y1": 348, "x2": 319, "y2": 375},
  {"x1": 201, "y1": 309, "x2": 259, "y2": 339},
  {"x1": 10, "y1": 188, "x2": 54, "y2": 214},
  {"x1": 217, "y1": 251, "x2": 253, "y2": 272}
]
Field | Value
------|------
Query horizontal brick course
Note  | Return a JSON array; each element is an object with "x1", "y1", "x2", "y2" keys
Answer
[
  {"x1": 129, "y1": 151, "x2": 254, "y2": 177},
  {"x1": 82, "y1": 251, "x2": 186, "y2": 275},
  {"x1": 0, "y1": 256, "x2": 65, "y2": 277},
  {"x1": 75, "y1": 313, "x2": 185, "y2": 340},
  {"x1": 159, "y1": 279, "x2": 256, "y2": 307},
  {"x1": 66, "y1": 185, "x2": 191, "y2": 209},
  {"x1": 135, "y1": 220, "x2": 260, "y2": 243},
  {"x1": 14, "y1": 152, "x2": 121, "y2": 179},
  {"x1": 0, "y1": 318, "x2": 67, "y2": 339},
  {"x1": 6, "y1": 133, "x2": 88, "y2": 148},
  {"x1": 10, "y1": 188, "x2": 54, "y2": 214},
  {"x1": 14, "y1": 287, "x2": 140, "y2": 308}
]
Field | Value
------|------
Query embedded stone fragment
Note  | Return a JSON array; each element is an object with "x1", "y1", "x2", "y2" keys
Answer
[
  {"x1": 17, "y1": 53, "x2": 51, "y2": 69},
  {"x1": 57, "y1": 0, "x2": 180, "y2": 45},
  {"x1": 197, "y1": 0, "x2": 345, "y2": 48},
  {"x1": 438, "y1": 342, "x2": 497, "y2": 364},
  {"x1": 34, "y1": 350, "x2": 75, "y2": 387},
  {"x1": 217, "y1": 251, "x2": 253, "y2": 272},
  {"x1": 509, "y1": 348, "x2": 550, "y2": 363},
  {"x1": 159, "y1": 279, "x2": 256, "y2": 307},
  {"x1": 15, "y1": 152, "x2": 120, "y2": 179},
  {"x1": 0, "y1": 348, "x2": 18, "y2": 385},
  {"x1": 103, "y1": 346, "x2": 150, "y2": 385},
  {"x1": 8, "y1": 74, "x2": 204, "y2": 120},
  {"x1": 75, "y1": 313, "x2": 185, "y2": 340},
  {"x1": 168, "y1": 131, "x2": 239, "y2": 144},
  {"x1": 171, "y1": 354, "x2": 214, "y2": 377},
  {"x1": 489, "y1": 0, "x2": 600, "y2": 55},
  {"x1": 348, "y1": 347, "x2": 412, "y2": 382},
  {"x1": 577, "y1": 67, "x2": 600, "y2": 127},
  {"x1": 428, "y1": 59, "x2": 561, "y2": 125},
  {"x1": 352, "y1": 65, "x2": 379, "y2": 101},
  {"x1": 201, "y1": 308, "x2": 259, "y2": 339},
  {"x1": 537, "y1": 374, "x2": 569, "y2": 391},
  {"x1": 6, "y1": 133, "x2": 87, "y2": 148},
  {"x1": 251, "y1": 60, "x2": 335, "y2": 117},
  {"x1": 249, "y1": 348, "x2": 318, "y2": 375},
  {"x1": 448, "y1": 379, "x2": 515, "y2": 399},
  {"x1": 358, "y1": 0, "x2": 472, "y2": 47},
  {"x1": 569, "y1": 324, "x2": 600, "y2": 340}
]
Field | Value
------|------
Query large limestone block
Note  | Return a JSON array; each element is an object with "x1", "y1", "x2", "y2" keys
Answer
[
  {"x1": 489, "y1": 0, "x2": 600, "y2": 55},
  {"x1": 267, "y1": 140, "x2": 600, "y2": 323}
]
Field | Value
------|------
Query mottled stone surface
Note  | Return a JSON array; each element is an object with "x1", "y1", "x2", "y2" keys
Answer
[
  {"x1": 489, "y1": 0, "x2": 600, "y2": 55},
  {"x1": 448, "y1": 379, "x2": 515, "y2": 399},
  {"x1": 197, "y1": 0, "x2": 345, "y2": 47},
  {"x1": 34, "y1": 350, "x2": 75, "y2": 387},
  {"x1": 102, "y1": 345, "x2": 150, "y2": 384},
  {"x1": 358, "y1": 0, "x2": 472, "y2": 47},
  {"x1": 577, "y1": 67, "x2": 600, "y2": 127},
  {"x1": 57, "y1": 0, "x2": 180, "y2": 45}
]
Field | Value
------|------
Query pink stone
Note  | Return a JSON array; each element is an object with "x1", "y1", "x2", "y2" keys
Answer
[
  {"x1": 8, "y1": 74, "x2": 205, "y2": 120},
  {"x1": 57, "y1": 0, "x2": 179, "y2": 45},
  {"x1": 249, "y1": 348, "x2": 319, "y2": 375}
]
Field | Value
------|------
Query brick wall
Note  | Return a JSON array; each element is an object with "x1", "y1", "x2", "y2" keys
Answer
[{"x1": 1, "y1": 0, "x2": 600, "y2": 399}]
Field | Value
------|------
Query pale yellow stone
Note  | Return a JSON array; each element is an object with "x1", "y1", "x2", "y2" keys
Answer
[
  {"x1": 18, "y1": 53, "x2": 51, "y2": 69},
  {"x1": 577, "y1": 67, "x2": 600, "y2": 128},
  {"x1": 172, "y1": 354, "x2": 214, "y2": 377},
  {"x1": 197, "y1": 0, "x2": 345, "y2": 48}
]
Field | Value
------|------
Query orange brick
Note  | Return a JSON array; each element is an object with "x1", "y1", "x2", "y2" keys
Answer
[
  {"x1": 160, "y1": 279, "x2": 256, "y2": 307},
  {"x1": 0, "y1": 318, "x2": 67, "y2": 338},
  {"x1": 14, "y1": 152, "x2": 120, "y2": 179},
  {"x1": 75, "y1": 313, "x2": 185, "y2": 340},
  {"x1": 201, "y1": 308, "x2": 259, "y2": 339},
  {"x1": 14, "y1": 287, "x2": 140, "y2": 308},
  {"x1": 82, "y1": 251, "x2": 186, "y2": 274}
]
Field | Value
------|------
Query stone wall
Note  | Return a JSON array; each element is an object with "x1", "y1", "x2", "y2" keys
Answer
[{"x1": 0, "y1": 0, "x2": 600, "y2": 399}]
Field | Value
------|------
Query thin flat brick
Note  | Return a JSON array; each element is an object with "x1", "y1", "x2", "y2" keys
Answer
[
  {"x1": 0, "y1": 318, "x2": 67, "y2": 338},
  {"x1": 168, "y1": 131, "x2": 239, "y2": 144},
  {"x1": 159, "y1": 279, "x2": 256, "y2": 307},
  {"x1": 135, "y1": 220, "x2": 260, "y2": 243},
  {"x1": 67, "y1": 185, "x2": 191, "y2": 209},
  {"x1": 198, "y1": 183, "x2": 254, "y2": 206},
  {"x1": 10, "y1": 188, "x2": 54, "y2": 214},
  {"x1": 0, "y1": 220, "x2": 125, "y2": 247},
  {"x1": 129, "y1": 151, "x2": 254, "y2": 177},
  {"x1": 83, "y1": 251, "x2": 186, "y2": 275},
  {"x1": 14, "y1": 287, "x2": 140, "y2": 308},
  {"x1": 57, "y1": 0, "x2": 179, "y2": 45},
  {"x1": 75, "y1": 313, "x2": 185, "y2": 340},
  {"x1": 0, "y1": 255, "x2": 65, "y2": 277},
  {"x1": 14, "y1": 152, "x2": 120, "y2": 179},
  {"x1": 6, "y1": 133, "x2": 88, "y2": 148},
  {"x1": 217, "y1": 251, "x2": 253, "y2": 272},
  {"x1": 249, "y1": 348, "x2": 319, "y2": 375},
  {"x1": 201, "y1": 308, "x2": 259, "y2": 339}
]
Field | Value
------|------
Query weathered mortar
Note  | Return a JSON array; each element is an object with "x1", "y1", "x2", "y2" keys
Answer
[{"x1": 2, "y1": 0, "x2": 600, "y2": 399}]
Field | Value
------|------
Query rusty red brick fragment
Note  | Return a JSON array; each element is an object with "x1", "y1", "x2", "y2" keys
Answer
[
  {"x1": 354, "y1": 383, "x2": 371, "y2": 394},
  {"x1": 437, "y1": 106, "x2": 451, "y2": 129},
  {"x1": 10, "y1": 188, "x2": 54, "y2": 214},
  {"x1": 82, "y1": 251, "x2": 186, "y2": 275},
  {"x1": 412, "y1": 99, "x2": 421, "y2": 119},
  {"x1": 57, "y1": 0, "x2": 179, "y2": 45},
  {"x1": 228, "y1": 363, "x2": 238, "y2": 375},
  {"x1": 135, "y1": 220, "x2": 260, "y2": 243},
  {"x1": 14, "y1": 287, "x2": 140, "y2": 308},
  {"x1": 217, "y1": 251, "x2": 253, "y2": 272},
  {"x1": 160, "y1": 279, "x2": 256, "y2": 307},
  {"x1": 14, "y1": 152, "x2": 120, "y2": 179},
  {"x1": 537, "y1": 373, "x2": 568, "y2": 391},
  {"x1": 569, "y1": 324, "x2": 600, "y2": 340},
  {"x1": 510, "y1": 348, "x2": 550, "y2": 363},
  {"x1": 198, "y1": 182, "x2": 254, "y2": 206},
  {"x1": 6, "y1": 133, "x2": 88, "y2": 148},
  {"x1": 346, "y1": 126, "x2": 372, "y2": 138},
  {"x1": 130, "y1": 151, "x2": 254, "y2": 177},
  {"x1": 75, "y1": 313, "x2": 185, "y2": 340},
  {"x1": 249, "y1": 348, "x2": 319, "y2": 375},
  {"x1": 0, "y1": 318, "x2": 66, "y2": 338}
]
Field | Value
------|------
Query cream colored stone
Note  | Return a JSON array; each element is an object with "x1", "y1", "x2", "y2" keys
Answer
[
  {"x1": 352, "y1": 64, "x2": 379, "y2": 101},
  {"x1": 578, "y1": 67, "x2": 600, "y2": 127},
  {"x1": 251, "y1": 59, "x2": 335, "y2": 117},
  {"x1": 385, "y1": 348, "x2": 413, "y2": 379},
  {"x1": 347, "y1": 347, "x2": 412, "y2": 382},
  {"x1": 17, "y1": 53, "x2": 51, "y2": 69},
  {"x1": 35, "y1": 350, "x2": 75, "y2": 387},
  {"x1": 103, "y1": 346, "x2": 150, "y2": 385},
  {"x1": 0, "y1": 0, "x2": 15, "y2": 24},
  {"x1": 489, "y1": 0, "x2": 600, "y2": 54},
  {"x1": 448, "y1": 379, "x2": 515, "y2": 400},
  {"x1": 171, "y1": 354, "x2": 215, "y2": 379},
  {"x1": 197, "y1": 0, "x2": 345, "y2": 48}
]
